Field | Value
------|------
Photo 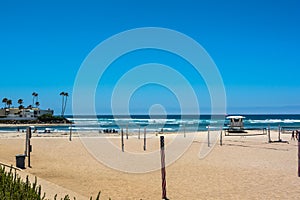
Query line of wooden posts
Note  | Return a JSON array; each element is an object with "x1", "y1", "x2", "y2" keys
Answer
[
  {"x1": 118, "y1": 124, "x2": 257, "y2": 152},
  {"x1": 206, "y1": 125, "x2": 223, "y2": 147},
  {"x1": 22, "y1": 123, "x2": 300, "y2": 200},
  {"x1": 265, "y1": 125, "x2": 300, "y2": 177},
  {"x1": 119, "y1": 126, "x2": 168, "y2": 199},
  {"x1": 120, "y1": 126, "x2": 147, "y2": 152},
  {"x1": 107, "y1": 123, "x2": 300, "y2": 180}
]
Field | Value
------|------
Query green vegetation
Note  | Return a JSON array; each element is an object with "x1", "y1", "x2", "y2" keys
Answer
[
  {"x1": 0, "y1": 166, "x2": 45, "y2": 199},
  {"x1": 37, "y1": 114, "x2": 71, "y2": 124},
  {"x1": 0, "y1": 165, "x2": 102, "y2": 200}
]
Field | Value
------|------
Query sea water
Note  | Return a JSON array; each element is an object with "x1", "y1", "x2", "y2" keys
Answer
[{"x1": 1, "y1": 114, "x2": 300, "y2": 133}]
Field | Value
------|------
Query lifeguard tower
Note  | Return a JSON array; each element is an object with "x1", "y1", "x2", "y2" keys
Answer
[{"x1": 226, "y1": 116, "x2": 245, "y2": 132}]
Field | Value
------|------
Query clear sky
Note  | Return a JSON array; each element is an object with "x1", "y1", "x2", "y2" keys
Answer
[{"x1": 0, "y1": 0, "x2": 299, "y2": 115}]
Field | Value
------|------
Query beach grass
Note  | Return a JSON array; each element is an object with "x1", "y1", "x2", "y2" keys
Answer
[
  {"x1": 0, "y1": 165, "x2": 102, "y2": 200},
  {"x1": 0, "y1": 165, "x2": 45, "y2": 199}
]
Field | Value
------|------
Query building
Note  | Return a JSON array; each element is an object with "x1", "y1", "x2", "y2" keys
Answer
[{"x1": 0, "y1": 107, "x2": 54, "y2": 120}]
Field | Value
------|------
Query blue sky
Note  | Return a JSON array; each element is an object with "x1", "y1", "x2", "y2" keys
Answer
[{"x1": 0, "y1": 0, "x2": 299, "y2": 115}]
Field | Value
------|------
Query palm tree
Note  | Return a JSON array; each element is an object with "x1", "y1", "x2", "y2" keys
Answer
[
  {"x1": 32, "y1": 92, "x2": 38, "y2": 107},
  {"x1": 2, "y1": 98, "x2": 8, "y2": 108},
  {"x1": 18, "y1": 99, "x2": 24, "y2": 110},
  {"x1": 63, "y1": 92, "x2": 68, "y2": 116},
  {"x1": 6, "y1": 99, "x2": 12, "y2": 109},
  {"x1": 60, "y1": 92, "x2": 65, "y2": 117},
  {"x1": 17, "y1": 99, "x2": 23, "y2": 105},
  {"x1": 60, "y1": 92, "x2": 69, "y2": 117},
  {"x1": 35, "y1": 101, "x2": 40, "y2": 108},
  {"x1": 36, "y1": 93, "x2": 38, "y2": 104},
  {"x1": 32, "y1": 92, "x2": 36, "y2": 106}
]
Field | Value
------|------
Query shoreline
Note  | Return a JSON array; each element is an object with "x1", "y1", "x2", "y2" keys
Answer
[{"x1": 0, "y1": 123, "x2": 71, "y2": 128}]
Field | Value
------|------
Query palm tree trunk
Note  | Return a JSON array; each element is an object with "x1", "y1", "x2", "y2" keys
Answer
[
  {"x1": 63, "y1": 96, "x2": 68, "y2": 117},
  {"x1": 61, "y1": 96, "x2": 65, "y2": 117}
]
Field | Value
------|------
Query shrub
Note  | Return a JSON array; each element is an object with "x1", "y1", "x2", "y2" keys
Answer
[
  {"x1": 0, "y1": 165, "x2": 101, "y2": 200},
  {"x1": 0, "y1": 166, "x2": 45, "y2": 199}
]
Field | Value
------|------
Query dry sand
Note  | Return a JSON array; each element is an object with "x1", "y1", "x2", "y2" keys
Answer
[{"x1": 0, "y1": 130, "x2": 299, "y2": 199}]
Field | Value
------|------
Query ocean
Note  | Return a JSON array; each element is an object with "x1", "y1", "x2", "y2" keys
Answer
[{"x1": 1, "y1": 114, "x2": 300, "y2": 133}]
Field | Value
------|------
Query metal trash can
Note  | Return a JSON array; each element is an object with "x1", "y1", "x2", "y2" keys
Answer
[{"x1": 16, "y1": 154, "x2": 26, "y2": 169}]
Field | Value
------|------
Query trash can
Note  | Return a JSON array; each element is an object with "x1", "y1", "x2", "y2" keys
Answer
[{"x1": 16, "y1": 154, "x2": 26, "y2": 169}]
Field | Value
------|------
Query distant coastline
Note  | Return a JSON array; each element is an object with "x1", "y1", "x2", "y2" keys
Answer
[
  {"x1": 0, "y1": 123, "x2": 71, "y2": 128},
  {"x1": 0, "y1": 114, "x2": 72, "y2": 125}
]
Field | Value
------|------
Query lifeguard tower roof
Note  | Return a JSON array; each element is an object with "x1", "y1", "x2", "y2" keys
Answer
[{"x1": 226, "y1": 116, "x2": 245, "y2": 119}]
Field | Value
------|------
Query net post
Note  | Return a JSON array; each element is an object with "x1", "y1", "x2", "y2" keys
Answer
[
  {"x1": 143, "y1": 127, "x2": 146, "y2": 151},
  {"x1": 69, "y1": 125, "x2": 72, "y2": 141},
  {"x1": 121, "y1": 128, "x2": 124, "y2": 152},
  {"x1": 26, "y1": 127, "x2": 32, "y2": 168},
  {"x1": 268, "y1": 124, "x2": 271, "y2": 143},
  {"x1": 220, "y1": 126, "x2": 223, "y2": 146},
  {"x1": 298, "y1": 136, "x2": 300, "y2": 177},
  {"x1": 138, "y1": 125, "x2": 140, "y2": 140},
  {"x1": 207, "y1": 125, "x2": 210, "y2": 147},
  {"x1": 160, "y1": 136, "x2": 168, "y2": 200},
  {"x1": 126, "y1": 125, "x2": 128, "y2": 140},
  {"x1": 278, "y1": 125, "x2": 281, "y2": 141}
]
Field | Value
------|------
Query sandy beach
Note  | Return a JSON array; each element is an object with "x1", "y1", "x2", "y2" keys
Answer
[{"x1": 0, "y1": 129, "x2": 299, "y2": 199}]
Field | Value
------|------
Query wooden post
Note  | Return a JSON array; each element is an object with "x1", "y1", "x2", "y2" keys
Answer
[
  {"x1": 207, "y1": 125, "x2": 210, "y2": 147},
  {"x1": 126, "y1": 125, "x2": 128, "y2": 140},
  {"x1": 24, "y1": 129, "x2": 28, "y2": 156},
  {"x1": 138, "y1": 126, "x2": 140, "y2": 140},
  {"x1": 121, "y1": 129, "x2": 124, "y2": 152},
  {"x1": 183, "y1": 123, "x2": 186, "y2": 138},
  {"x1": 69, "y1": 125, "x2": 72, "y2": 141},
  {"x1": 298, "y1": 136, "x2": 300, "y2": 177},
  {"x1": 27, "y1": 127, "x2": 32, "y2": 168},
  {"x1": 268, "y1": 124, "x2": 271, "y2": 143},
  {"x1": 220, "y1": 128, "x2": 223, "y2": 146},
  {"x1": 278, "y1": 125, "x2": 281, "y2": 141},
  {"x1": 160, "y1": 136, "x2": 168, "y2": 200},
  {"x1": 143, "y1": 127, "x2": 146, "y2": 151}
]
